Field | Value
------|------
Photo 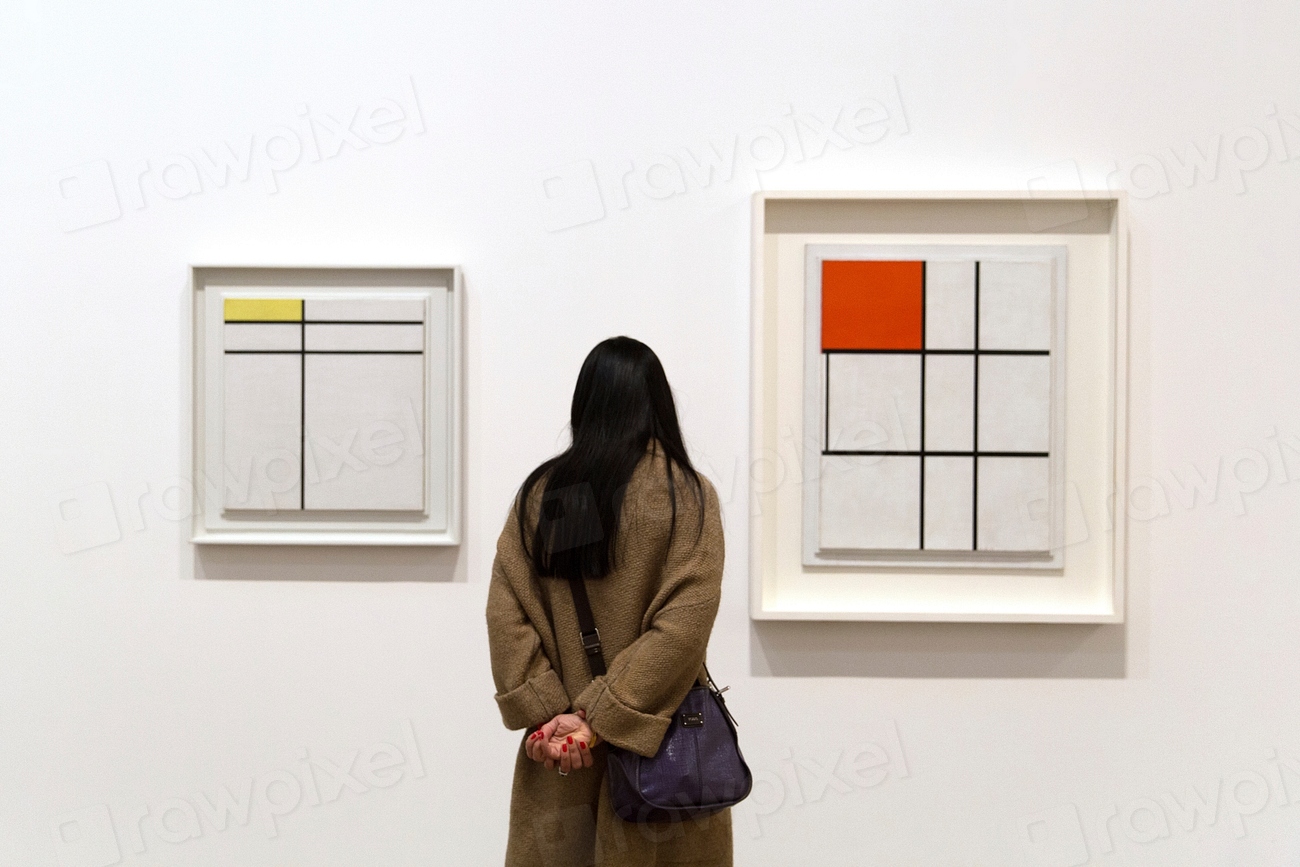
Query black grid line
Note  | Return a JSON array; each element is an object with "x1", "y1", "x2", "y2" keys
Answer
[
  {"x1": 300, "y1": 319, "x2": 424, "y2": 325},
  {"x1": 824, "y1": 348, "x2": 1047, "y2": 356},
  {"x1": 919, "y1": 261, "x2": 926, "y2": 550},
  {"x1": 225, "y1": 319, "x2": 424, "y2": 325},
  {"x1": 824, "y1": 450, "x2": 1048, "y2": 458},
  {"x1": 300, "y1": 316, "x2": 306, "y2": 510},
  {"x1": 972, "y1": 261, "x2": 980, "y2": 550}
]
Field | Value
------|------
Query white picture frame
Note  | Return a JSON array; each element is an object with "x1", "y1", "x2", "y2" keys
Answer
[
  {"x1": 190, "y1": 266, "x2": 462, "y2": 546},
  {"x1": 750, "y1": 191, "x2": 1128, "y2": 622}
]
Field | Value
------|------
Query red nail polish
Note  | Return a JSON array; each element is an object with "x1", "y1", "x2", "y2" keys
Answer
[
  {"x1": 562, "y1": 744, "x2": 568, "y2": 752},
  {"x1": 579, "y1": 741, "x2": 586, "y2": 749},
  {"x1": 567, "y1": 736, "x2": 573, "y2": 744}
]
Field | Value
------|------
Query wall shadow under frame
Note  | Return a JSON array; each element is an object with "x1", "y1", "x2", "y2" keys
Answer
[
  {"x1": 750, "y1": 619, "x2": 1125, "y2": 678},
  {"x1": 194, "y1": 543, "x2": 465, "y2": 582}
]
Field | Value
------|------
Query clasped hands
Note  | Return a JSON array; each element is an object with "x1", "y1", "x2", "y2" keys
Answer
[{"x1": 526, "y1": 709, "x2": 598, "y2": 774}]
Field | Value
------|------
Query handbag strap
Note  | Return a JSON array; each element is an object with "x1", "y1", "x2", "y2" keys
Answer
[
  {"x1": 564, "y1": 577, "x2": 724, "y2": 719},
  {"x1": 566, "y1": 576, "x2": 607, "y2": 677}
]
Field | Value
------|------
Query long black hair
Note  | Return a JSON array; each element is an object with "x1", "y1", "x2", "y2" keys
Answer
[{"x1": 516, "y1": 336, "x2": 703, "y2": 581}]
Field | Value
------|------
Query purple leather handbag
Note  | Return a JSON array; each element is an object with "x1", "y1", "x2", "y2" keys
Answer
[{"x1": 567, "y1": 577, "x2": 753, "y2": 823}]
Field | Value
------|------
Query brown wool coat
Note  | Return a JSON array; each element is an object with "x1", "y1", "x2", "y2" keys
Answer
[{"x1": 486, "y1": 444, "x2": 732, "y2": 867}]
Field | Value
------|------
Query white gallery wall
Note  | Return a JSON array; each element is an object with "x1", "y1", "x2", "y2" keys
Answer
[{"x1": 3, "y1": 2, "x2": 1300, "y2": 865}]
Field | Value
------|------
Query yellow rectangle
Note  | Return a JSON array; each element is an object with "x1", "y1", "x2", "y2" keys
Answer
[{"x1": 224, "y1": 298, "x2": 303, "y2": 321}]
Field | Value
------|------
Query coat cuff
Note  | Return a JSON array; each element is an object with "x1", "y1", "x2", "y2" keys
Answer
[
  {"x1": 494, "y1": 669, "x2": 570, "y2": 730},
  {"x1": 574, "y1": 678, "x2": 671, "y2": 758}
]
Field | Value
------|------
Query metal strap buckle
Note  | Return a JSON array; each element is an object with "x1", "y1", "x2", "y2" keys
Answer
[{"x1": 580, "y1": 628, "x2": 602, "y2": 656}]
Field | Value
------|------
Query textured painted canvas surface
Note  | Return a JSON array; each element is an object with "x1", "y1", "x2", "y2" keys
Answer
[
  {"x1": 811, "y1": 251, "x2": 1060, "y2": 557},
  {"x1": 222, "y1": 297, "x2": 426, "y2": 512}
]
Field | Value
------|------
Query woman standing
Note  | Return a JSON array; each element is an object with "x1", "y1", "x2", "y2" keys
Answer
[{"x1": 486, "y1": 337, "x2": 732, "y2": 866}]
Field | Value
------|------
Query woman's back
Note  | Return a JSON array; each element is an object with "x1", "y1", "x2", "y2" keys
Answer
[
  {"x1": 489, "y1": 441, "x2": 724, "y2": 756},
  {"x1": 486, "y1": 337, "x2": 732, "y2": 866}
]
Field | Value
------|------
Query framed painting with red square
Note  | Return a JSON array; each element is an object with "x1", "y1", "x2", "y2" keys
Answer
[{"x1": 804, "y1": 243, "x2": 1068, "y2": 570}]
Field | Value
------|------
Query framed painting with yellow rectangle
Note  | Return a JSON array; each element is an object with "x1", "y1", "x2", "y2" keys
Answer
[{"x1": 190, "y1": 266, "x2": 462, "y2": 545}]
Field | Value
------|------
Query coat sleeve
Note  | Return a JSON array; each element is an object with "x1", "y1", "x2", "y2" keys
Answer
[
  {"x1": 486, "y1": 508, "x2": 572, "y2": 730},
  {"x1": 573, "y1": 479, "x2": 724, "y2": 757}
]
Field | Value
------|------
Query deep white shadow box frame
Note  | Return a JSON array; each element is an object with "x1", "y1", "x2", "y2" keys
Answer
[
  {"x1": 750, "y1": 191, "x2": 1128, "y2": 622},
  {"x1": 191, "y1": 266, "x2": 462, "y2": 545}
]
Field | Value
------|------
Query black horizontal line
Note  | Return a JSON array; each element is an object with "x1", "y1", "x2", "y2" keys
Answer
[
  {"x1": 824, "y1": 348, "x2": 1048, "y2": 356},
  {"x1": 225, "y1": 320, "x2": 424, "y2": 325},
  {"x1": 963, "y1": 350, "x2": 1047, "y2": 356},
  {"x1": 225, "y1": 350, "x2": 424, "y2": 355},
  {"x1": 824, "y1": 450, "x2": 1049, "y2": 458}
]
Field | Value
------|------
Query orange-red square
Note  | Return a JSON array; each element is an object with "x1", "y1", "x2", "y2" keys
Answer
[{"x1": 821, "y1": 260, "x2": 923, "y2": 350}]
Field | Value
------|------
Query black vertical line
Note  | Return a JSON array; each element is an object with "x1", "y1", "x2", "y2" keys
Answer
[
  {"x1": 824, "y1": 352, "x2": 830, "y2": 450},
  {"x1": 300, "y1": 307, "x2": 306, "y2": 511},
  {"x1": 972, "y1": 261, "x2": 980, "y2": 551},
  {"x1": 919, "y1": 261, "x2": 926, "y2": 550}
]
